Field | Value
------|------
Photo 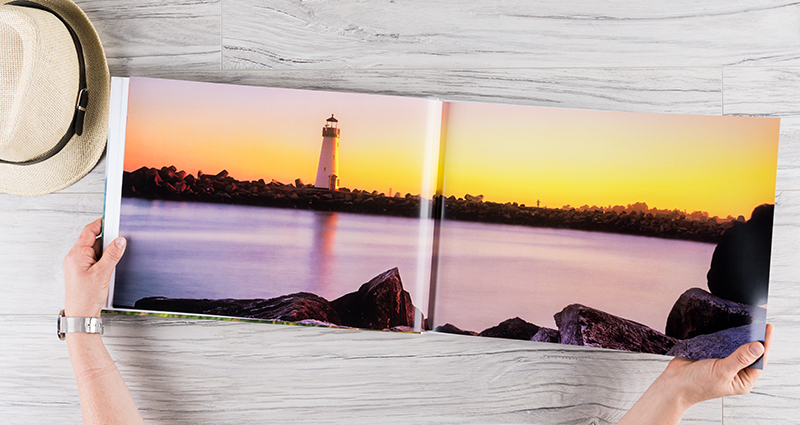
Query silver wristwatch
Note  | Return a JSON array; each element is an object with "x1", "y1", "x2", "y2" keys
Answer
[{"x1": 57, "y1": 309, "x2": 103, "y2": 340}]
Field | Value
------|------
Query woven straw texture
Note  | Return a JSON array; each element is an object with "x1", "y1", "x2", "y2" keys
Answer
[{"x1": 0, "y1": 0, "x2": 109, "y2": 196}]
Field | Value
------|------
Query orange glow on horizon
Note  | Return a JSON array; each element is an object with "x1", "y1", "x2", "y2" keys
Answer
[
  {"x1": 124, "y1": 77, "x2": 434, "y2": 197},
  {"x1": 123, "y1": 77, "x2": 780, "y2": 219},
  {"x1": 441, "y1": 102, "x2": 779, "y2": 219}
]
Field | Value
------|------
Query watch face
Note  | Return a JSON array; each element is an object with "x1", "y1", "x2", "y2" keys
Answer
[{"x1": 57, "y1": 310, "x2": 66, "y2": 340}]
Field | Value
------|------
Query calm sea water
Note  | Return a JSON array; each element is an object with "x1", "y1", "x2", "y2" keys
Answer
[{"x1": 114, "y1": 198, "x2": 715, "y2": 333}]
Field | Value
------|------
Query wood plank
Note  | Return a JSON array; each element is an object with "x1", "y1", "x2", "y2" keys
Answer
[
  {"x1": 75, "y1": 0, "x2": 222, "y2": 73},
  {"x1": 0, "y1": 315, "x2": 722, "y2": 424},
  {"x1": 124, "y1": 67, "x2": 723, "y2": 114},
  {"x1": 222, "y1": 0, "x2": 800, "y2": 70},
  {"x1": 0, "y1": 194, "x2": 104, "y2": 316},
  {"x1": 767, "y1": 190, "x2": 800, "y2": 316}
]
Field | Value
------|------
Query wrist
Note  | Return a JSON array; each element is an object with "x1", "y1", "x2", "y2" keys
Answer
[
  {"x1": 651, "y1": 368, "x2": 695, "y2": 415},
  {"x1": 64, "y1": 305, "x2": 102, "y2": 318}
]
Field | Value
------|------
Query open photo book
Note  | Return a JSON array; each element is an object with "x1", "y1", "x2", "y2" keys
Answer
[{"x1": 103, "y1": 76, "x2": 779, "y2": 366}]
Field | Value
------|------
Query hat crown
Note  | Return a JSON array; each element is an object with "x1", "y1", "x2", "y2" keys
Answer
[{"x1": 0, "y1": 6, "x2": 78, "y2": 162}]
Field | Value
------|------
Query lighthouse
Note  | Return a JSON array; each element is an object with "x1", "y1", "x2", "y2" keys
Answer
[{"x1": 314, "y1": 114, "x2": 340, "y2": 190}]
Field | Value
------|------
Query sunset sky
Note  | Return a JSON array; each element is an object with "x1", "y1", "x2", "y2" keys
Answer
[
  {"x1": 125, "y1": 77, "x2": 780, "y2": 220},
  {"x1": 124, "y1": 77, "x2": 436, "y2": 197},
  {"x1": 442, "y1": 102, "x2": 780, "y2": 219}
]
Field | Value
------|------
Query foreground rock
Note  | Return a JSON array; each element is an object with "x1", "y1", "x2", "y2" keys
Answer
[
  {"x1": 707, "y1": 204, "x2": 773, "y2": 306},
  {"x1": 433, "y1": 323, "x2": 478, "y2": 336},
  {"x1": 331, "y1": 268, "x2": 415, "y2": 330},
  {"x1": 531, "y1": 327, "x2": 560, "y2": 343},
  {"x1": 667, "y1": 324, "x2": 760, "y2": 361},
  {"x1": 665, "y1": 288, "x2": 766, "y2": 340},
  {"x1": 133, "y1": 292, "x2": 341, "y2": 323},
  {"x1": 478, "y1": 317, "x2": 541, "y2": 341},
  {"x1": 555, "y1": 304, "x2": 678, "y2": 355}
]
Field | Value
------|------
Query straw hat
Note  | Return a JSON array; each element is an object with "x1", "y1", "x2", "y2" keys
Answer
[{"x1": 0, "y1": 0, "x2": 109, "y2": 195}]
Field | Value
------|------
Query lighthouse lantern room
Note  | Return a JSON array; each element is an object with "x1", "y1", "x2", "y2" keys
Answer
[{"x1": 315, "y1": 115, "x2": 340, "y2": 190}]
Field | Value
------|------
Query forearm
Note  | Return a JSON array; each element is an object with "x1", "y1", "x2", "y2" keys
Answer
[
  {"x1": 66, "y1": 333, "x2": 145, "y2": 425},
  {"x1": 617, "y1": 373, "x2": 688, "y2": 425}
]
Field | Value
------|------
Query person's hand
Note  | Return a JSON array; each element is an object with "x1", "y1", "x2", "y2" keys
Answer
[
  {"x1": 619, "y1": 324, "x2": 773, "y2": 425},
  {"x1": 64, "y1": 218, "x2": 127, "y2": 318},
  {"x1": 661, "y1": 323, "x2": 773, "y2": 410}
]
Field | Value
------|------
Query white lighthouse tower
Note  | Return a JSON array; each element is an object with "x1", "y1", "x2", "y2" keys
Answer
[{"x1": 314, "y1": 114, "x2": 340, "y2": 190}]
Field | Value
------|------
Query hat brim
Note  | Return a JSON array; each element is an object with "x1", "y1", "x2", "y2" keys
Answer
[{"x1": 0, "y1": 0, "x2": 109, "y2": 196}]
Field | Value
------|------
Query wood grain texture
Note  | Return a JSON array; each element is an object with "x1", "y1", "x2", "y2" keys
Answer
[
  {"x1": 75, "y1": 0, "x2": 222, "y2": 73},
  {"x1": 0, "y1": 315, "x2": 722, "y2": 425},
  {"x1": 765, "y1": 190, "x2": 800, "y2": 316},
  {"x1": 222, "y1": 0, "x2": 800, "y2": 70},
  {"x1": 125, "y1": 67, "x2": 723, "y2": 114},
  {"x1": 3, "y1": 0, "x2": 799, "y2": 423},
  {"x1": 0, "y1": 194, "x2": 104, "y2": 316}
]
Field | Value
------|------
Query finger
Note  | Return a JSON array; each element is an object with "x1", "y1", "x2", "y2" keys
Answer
[
  {"x1": 722, "y1": 339, "x2": 765, "y2": 377},
  {"x1": 94, "y1": 237, "x2": 127, "y2": 276},
  {"x1": 762, "y1": 323, "x2": 774, "y2": 368},
  {"x1": 75, "y1": 219, "x2": 103, "y2": 248}
]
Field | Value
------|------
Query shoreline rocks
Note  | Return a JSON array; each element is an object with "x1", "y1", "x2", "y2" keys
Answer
[
  {"x1": 331, "y1": 268, "x2": 415, "y2": 330},
  {"x1": 707, "y1": 204, "x2": 773, "y2": 305},
  {"x1": 122, "y1": 165, "x2": 735, "y2": 243},
  {"x1": 477, "y1": 317, "x2": 541, "y2": 341},
  {"x1": 131, "y1": 268, "x2": 418, "y2": 331},
  {"x1": 554, "y1": 304, "x2": 679, "y2": 355},
  {"x1": 665, "y1": 288, "x2": 765, "y2": 340},
  {"x1": 666, "y1": 324, "x2": 761, "y2": 362}
]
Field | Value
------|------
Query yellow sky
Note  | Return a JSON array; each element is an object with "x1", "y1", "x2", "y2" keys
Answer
[
  {"x1": 124, "y1": 77, "x2": 779, "y2": 219},
  {"x1": 124, "y1": 77, "x2": 434, "y2": 197},
  {"x1": 442, "y1": 102, "x2": 779, "y2": 219}
]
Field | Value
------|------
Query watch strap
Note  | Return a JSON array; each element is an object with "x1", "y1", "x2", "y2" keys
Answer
[{"x1": 58, "y1": 309, "x2": 103, "y2": 340}]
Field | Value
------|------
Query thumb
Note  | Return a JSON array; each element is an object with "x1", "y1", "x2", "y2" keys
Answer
[
  {"x1": 722, "y1": 340, "x2": 765, "y2": 375},
  {"x1": 95, "y1": 237, "x2": 127, "y2": 275}
]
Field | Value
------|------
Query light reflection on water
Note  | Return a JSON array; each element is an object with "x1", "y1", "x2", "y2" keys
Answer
[{"x1": 114, "y1": 198, "x2": 715, "y2": 333}]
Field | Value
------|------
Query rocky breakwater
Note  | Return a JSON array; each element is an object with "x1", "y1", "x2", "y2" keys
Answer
[
  {"x1": 665, "y1": 288, "x2": 765, "y2": 361},
  {"x1": 133, "y1": 268, "x2": 419, "y2": 331},
  {"x1": 122, "y1": 166, "x2": 423, "y2": 218},
  {"x1": 433, "y1": 206, "x2": 771, "y2": 360},
  {"x1": 444, "y1": 195, "x2": 734, "y2": 243},
  {"x1": 434, "y1": 289, "x2": 764, "y2": 359},
  {"x1": 435, "y1": 307, "x2": 678, "y2": 355}
]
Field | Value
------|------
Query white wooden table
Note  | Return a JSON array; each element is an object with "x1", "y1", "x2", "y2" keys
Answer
[{"x1": 2, "y1": 1, "x2": 799, "y2": 423}]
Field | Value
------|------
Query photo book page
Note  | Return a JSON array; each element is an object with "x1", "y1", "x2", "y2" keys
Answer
[
  {"x1": 104, "y1": 76, "x2": 779, "y2": 365},
  {"x1": 430, "y1": 101, "x2": 778, "y2": 367},
  {"x1": 104, "y1": 76, "x2": 443, "y2": 332}
]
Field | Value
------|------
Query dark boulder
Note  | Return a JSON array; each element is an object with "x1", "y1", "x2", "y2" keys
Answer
[
  {"x1": 667, "y1": 324, "x2": 763, "y2": 365},
  {"x1": 133, "y1": 292, "x2": 341, "y2": 323},
  {"x1": 531, "y1": 327, "x2": 560, "y2": 343},
  {"x1": 707, "y1": 204, "x2": 773, "y2": 305},
  {"x1": 331, "y1": 268, "x2": 415, "y2": 330},
  {"x1": 433, "y1": 323, "x2": 478, "y2": 336},
  {"x1": 478, "y1": 317, "x2": 541, "y2": 341},
  {"x1": 554, "y1": 304, "x2": 678, "y2": 355},
  {"x1": 665, "y1": 288, "x2": 766, "y2": 339}
]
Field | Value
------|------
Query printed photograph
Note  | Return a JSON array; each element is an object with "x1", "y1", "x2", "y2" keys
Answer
[
  {"x1": 431, "y1": 102, "x2": 779, "y2": 363},
  {"x1": 112, "y1": 77, "x2": 439, "y2": 331}
]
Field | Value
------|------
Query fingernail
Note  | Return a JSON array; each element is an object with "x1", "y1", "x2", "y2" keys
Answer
[
  {"x1": 749, "y1": 342, "x2": 764, "y2": 356},
  {"x1": 115, "y1": 237, "x2": 127, "y2": 249}
]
